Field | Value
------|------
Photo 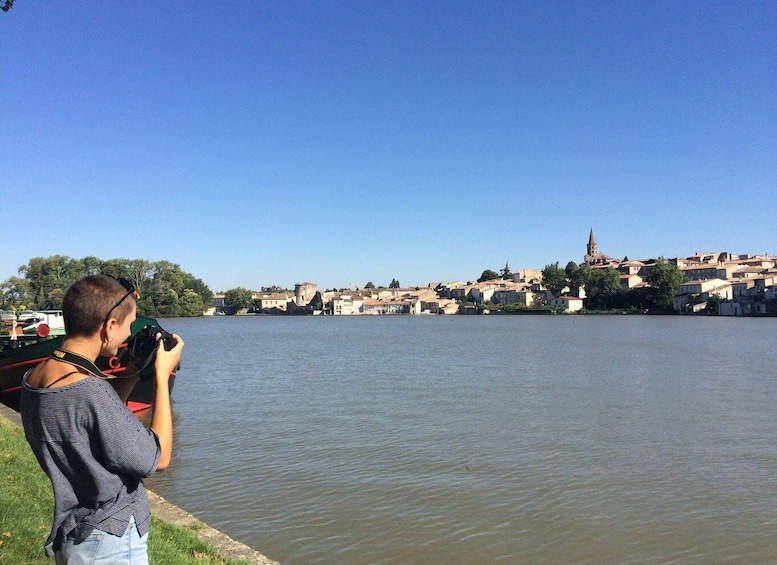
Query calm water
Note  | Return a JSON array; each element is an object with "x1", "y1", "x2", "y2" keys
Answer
[{"x1": 146, "y1": 315, "x2": 777, "y2": 564}]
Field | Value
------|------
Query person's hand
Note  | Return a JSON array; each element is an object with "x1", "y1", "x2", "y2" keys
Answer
[{"x1": 154, "y1": 332, "x2": 184, "y2": 384}]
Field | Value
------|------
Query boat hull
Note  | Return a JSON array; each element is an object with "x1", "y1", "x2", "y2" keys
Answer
[{"x1": 0, "y1": 317, "x2": 175, "y2": 414}]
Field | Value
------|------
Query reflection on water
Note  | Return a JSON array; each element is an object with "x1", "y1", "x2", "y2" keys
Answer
[{"x1": 147, "y1": 316, "x2": 777, "y2": 564}]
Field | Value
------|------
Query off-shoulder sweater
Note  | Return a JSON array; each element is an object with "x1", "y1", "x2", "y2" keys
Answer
[{"x1": 21, "y1": 373, "x2": 161, "y2": 557}]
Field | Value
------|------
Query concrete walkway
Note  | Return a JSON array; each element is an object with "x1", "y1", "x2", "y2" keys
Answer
[{"x1": 0, "y1": 402, "x2": 279, "y2": 565}]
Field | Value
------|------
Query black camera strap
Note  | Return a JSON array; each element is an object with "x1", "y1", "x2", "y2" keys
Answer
[
  {"x1": 123, "y1": 348, "x2": 158, "y2": 381},
  {"x1": 50, "y1": 348, "x2": 114, "y2": 380},
  {"x1": 50, "y1": 345, "x2": 162, "y2": 382}
]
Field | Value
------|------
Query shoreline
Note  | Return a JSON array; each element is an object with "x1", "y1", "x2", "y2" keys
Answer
[{"x1": 0, "y1": 402, "x2": 278, "y2": 565}]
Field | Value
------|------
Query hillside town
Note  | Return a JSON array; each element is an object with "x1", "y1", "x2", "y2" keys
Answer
[{"x1": 211, "y1": 231, "x2": 777, "y2": 317}]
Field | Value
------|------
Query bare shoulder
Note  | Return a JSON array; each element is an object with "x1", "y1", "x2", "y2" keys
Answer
[{"x1": 25, "y1": 361, "x2": 89, "y2": 389}]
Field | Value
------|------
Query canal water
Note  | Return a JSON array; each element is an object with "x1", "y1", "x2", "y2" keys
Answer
[{"x1": 146, "y1": 315, "x2": 777, "y2": 564}]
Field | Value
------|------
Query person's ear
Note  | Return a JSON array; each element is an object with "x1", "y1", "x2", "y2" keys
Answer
[{"x1": 103, "y1": 319, "x2": 117, "y2": 344}]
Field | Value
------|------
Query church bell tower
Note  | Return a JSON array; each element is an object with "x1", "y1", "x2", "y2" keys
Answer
[{"x1": 584, "y1": 228, "x2": 598, "y2": 263}]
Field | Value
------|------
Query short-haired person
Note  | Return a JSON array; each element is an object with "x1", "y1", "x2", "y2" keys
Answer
[{"x1": 21, "y1": 275, "x2": 184, "y2": 564}]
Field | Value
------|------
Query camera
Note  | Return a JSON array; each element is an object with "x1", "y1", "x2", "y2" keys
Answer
[
  {"x1": 130, "y1": 325, "x2": 176, "y2": 356},
  {"x1": 124, "y1": 324, "x2": 177, "y2": 381}
]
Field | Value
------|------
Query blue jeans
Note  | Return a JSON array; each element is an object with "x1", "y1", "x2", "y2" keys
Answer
[{"x1": 55, "y1": 515, "x2": 148, "y2": 565}]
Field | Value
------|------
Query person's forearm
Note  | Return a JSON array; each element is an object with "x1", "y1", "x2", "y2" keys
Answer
[
  {"x1": 151, "y1": 378, "x2": 173, "y2": 471},
  {"x1": 150, "y1": 334, "x2": 183, "y2": 472}
]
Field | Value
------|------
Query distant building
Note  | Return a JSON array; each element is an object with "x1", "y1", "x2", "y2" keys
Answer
[
  {"x1": 362, "y1": 297, "x2": 421, "y2": 315},
  {"x1": 492, "y1": 287, "x2": 536, "y2": 307},
  {"x1": 550, "y1": 295, "x2": 584, "y2": 312},
  {"x1": 584, "y1": 228, "x2": 614, "y2": 265},
  {"x1": 673, "y1": 279, "x2": 733, "y2": 313},
  {"x1": 255, "y1": 293, "x2": 292, "y2": 313},
  {"x1": 295, "y1": 282, "x2": 318, "y2": 307},
  {"x1": 516, "y1": 269, "x2": 542, "y2": 284},
  {"x1": 331, "y1": 292, "x2": 365, "y2": 315},
  {"x1": 584, "y1": 228, "x2": 598, "y2": 262}
]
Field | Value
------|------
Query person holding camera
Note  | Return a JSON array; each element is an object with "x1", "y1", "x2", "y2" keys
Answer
[{"x1": 20, "y1": 274, "x2": 184, "y2": 564}]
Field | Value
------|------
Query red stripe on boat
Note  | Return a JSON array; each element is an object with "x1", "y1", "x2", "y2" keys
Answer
[
  {"x1": 1, "y1": 356, "x2": 49, "y2": 371},
  {"x1": 126, "y1": 401, "x2": 151, "y2": 413}
]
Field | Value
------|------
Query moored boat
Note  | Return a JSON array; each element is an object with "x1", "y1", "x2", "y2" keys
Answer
[
  {"x1": 0, "y1": 316, "x2": 176, "y2": 414},
  {"x1": 1, "y1": 309, "x2": 66, "y2": 341}
]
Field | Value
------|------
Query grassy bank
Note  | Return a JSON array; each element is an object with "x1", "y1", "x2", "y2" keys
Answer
[{"x1": 0, "y1": 417, "x2": 249, "y2": 565}]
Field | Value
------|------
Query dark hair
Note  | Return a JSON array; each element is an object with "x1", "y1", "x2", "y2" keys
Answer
[{"x1": 62, "y1": 275, "x2": 136, "y2": 337}]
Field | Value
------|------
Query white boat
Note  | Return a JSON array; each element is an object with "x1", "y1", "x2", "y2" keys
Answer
[
  {"x1": 20, "y1": 311, "x2": 66, "y2": 335},
  {"x1": 1, "y1": 309, "x2": 65, "y2": 340}
]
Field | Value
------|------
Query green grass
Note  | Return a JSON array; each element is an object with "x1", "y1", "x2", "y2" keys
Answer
[{"x1": 0, "y1": 418, "x2": 249, "y2": 564}]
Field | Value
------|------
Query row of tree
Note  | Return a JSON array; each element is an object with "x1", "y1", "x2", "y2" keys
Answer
[
  {"x1": 477, "y1": 263, "x2": 513, "y2": 283},
  {"x1": 363, "y1": 279, "x2": 401, "y2": 289},
  {"x1": 225, "y1": 261, "x2": 684, "y2": 314},
  {"x1": 223, "y1": 287, "x2": 254, "y2": 311},
  {"x1": 1, "y1": 256, "x2": 213, "y2": 318},
  {"x1": 540, "y1": 258, "x2": 685, "y2": 312},
  {"x1": 475, "y1": 258, "x2": 686, "y2": 313}
]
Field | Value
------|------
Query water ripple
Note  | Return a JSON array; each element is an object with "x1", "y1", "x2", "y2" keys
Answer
[{"x1": 147, "y1": 316, "x2": 777, "y2": 564}]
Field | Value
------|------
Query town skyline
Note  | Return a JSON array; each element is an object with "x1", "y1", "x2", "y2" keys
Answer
[
  {"x1": 215, "y1": 246, "x2": 776, "y2": 317},
  {"x1": 211, "y1": 235, "x2": 771, "y2": 294}
]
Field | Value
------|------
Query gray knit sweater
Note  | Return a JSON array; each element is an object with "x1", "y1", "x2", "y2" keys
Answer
[{"x1": 21, "y1": 373, "x2": 161, "y2": 557}]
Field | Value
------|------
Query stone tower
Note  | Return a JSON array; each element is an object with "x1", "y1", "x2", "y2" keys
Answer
[
  {"x1": 584, "y1": 228, "x2": 598, "y2": 263},
  {"x1": 294, "y1": 282, "x2": 318, "y2": 307}
]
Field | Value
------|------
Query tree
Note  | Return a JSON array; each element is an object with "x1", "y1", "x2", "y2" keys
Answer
[
  {"x1": 541, "y1": 262, "x2": 567, "y2": 297},
  {"x1": 478, "y1": 269, "x2": 500, "y2": 283},
  {"x1": 705, "y1": 294, "x2": 720, "y2": 316},
  {"x1": 1, "y1": 1, "x2": 16, "y2": 13},
  {"x1": 585, "y1": 268, "x2": 622, "y2": 309},
  {"x1": 389, "y1": 279, "x2": 400, "y2": 289},
  {"x1": 100, "y1": 258, "x2": 131, "y2": 280},
  {"x1": 157, "y1": 289, "x2": 180, "y2": 318},
  {"x1": 565, "y1": 261, "x2": 590, "y2": 297},
  {"x1": 140, "y1": 260, "x2": 210, "y2": 317},
  {"x1": 0, "y1": 276, "x2": 31, "y2": 308},
  {"x1": 645, "y1": 258, "x2": 685, "y2": 312},
  {"x1": 126, "y1": 259, "x2": 155, "y2": 299},
  {"x1": 80, "y1": 256, "x2": 104, "y2": 277},
  {"x1": 564, "y1": 262, "x2": 579, "y2": 295},
  {"x1": 140, "y1": 261, "x2": 179, "y2": 316},
  {"x1": 564, "y1": 261, "x2": 591, "y2": 296},
  {"x1": 181, "y1": 273, "x2": 213, "y2": 313},
  {"x1": 3, "y1": 255, "x2": 212, "y2": 316},
  {"x1": 500, "y1": 261, "x2": 513, "y2": 280},
  {"x1": 179, "y1": 289, "x2": 206, "y2": 317},
  {"x1": 20, "y1": 255, "x2": 83, "y2": 309},
  {"x1": 364, "y1": 281, "x2": 375, "y2": 289},
  {"x1": 224, "y1": 287, "x2": 254, "y2": 312},
  {"x1": 261, "y1": 285, "x2": 288, "y2": 293}
]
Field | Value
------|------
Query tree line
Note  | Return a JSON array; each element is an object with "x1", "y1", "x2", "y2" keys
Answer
[
  {"x1": 1, "y1": 256, "x2": 213, "y2": 318},
  {"x1": 474, "y1": 258, "x2": 685, "y2": 313},
  {"x1": 540, "y1": 258, "x2": 685, "y2": 312},
  {"x1": 224, "y1": 259, "x2": 685, "y2": 315}
]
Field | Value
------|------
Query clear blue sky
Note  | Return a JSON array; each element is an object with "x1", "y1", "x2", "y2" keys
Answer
[{"x1": 2, "y1": 1, "x2": 775, "y2": 292}]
